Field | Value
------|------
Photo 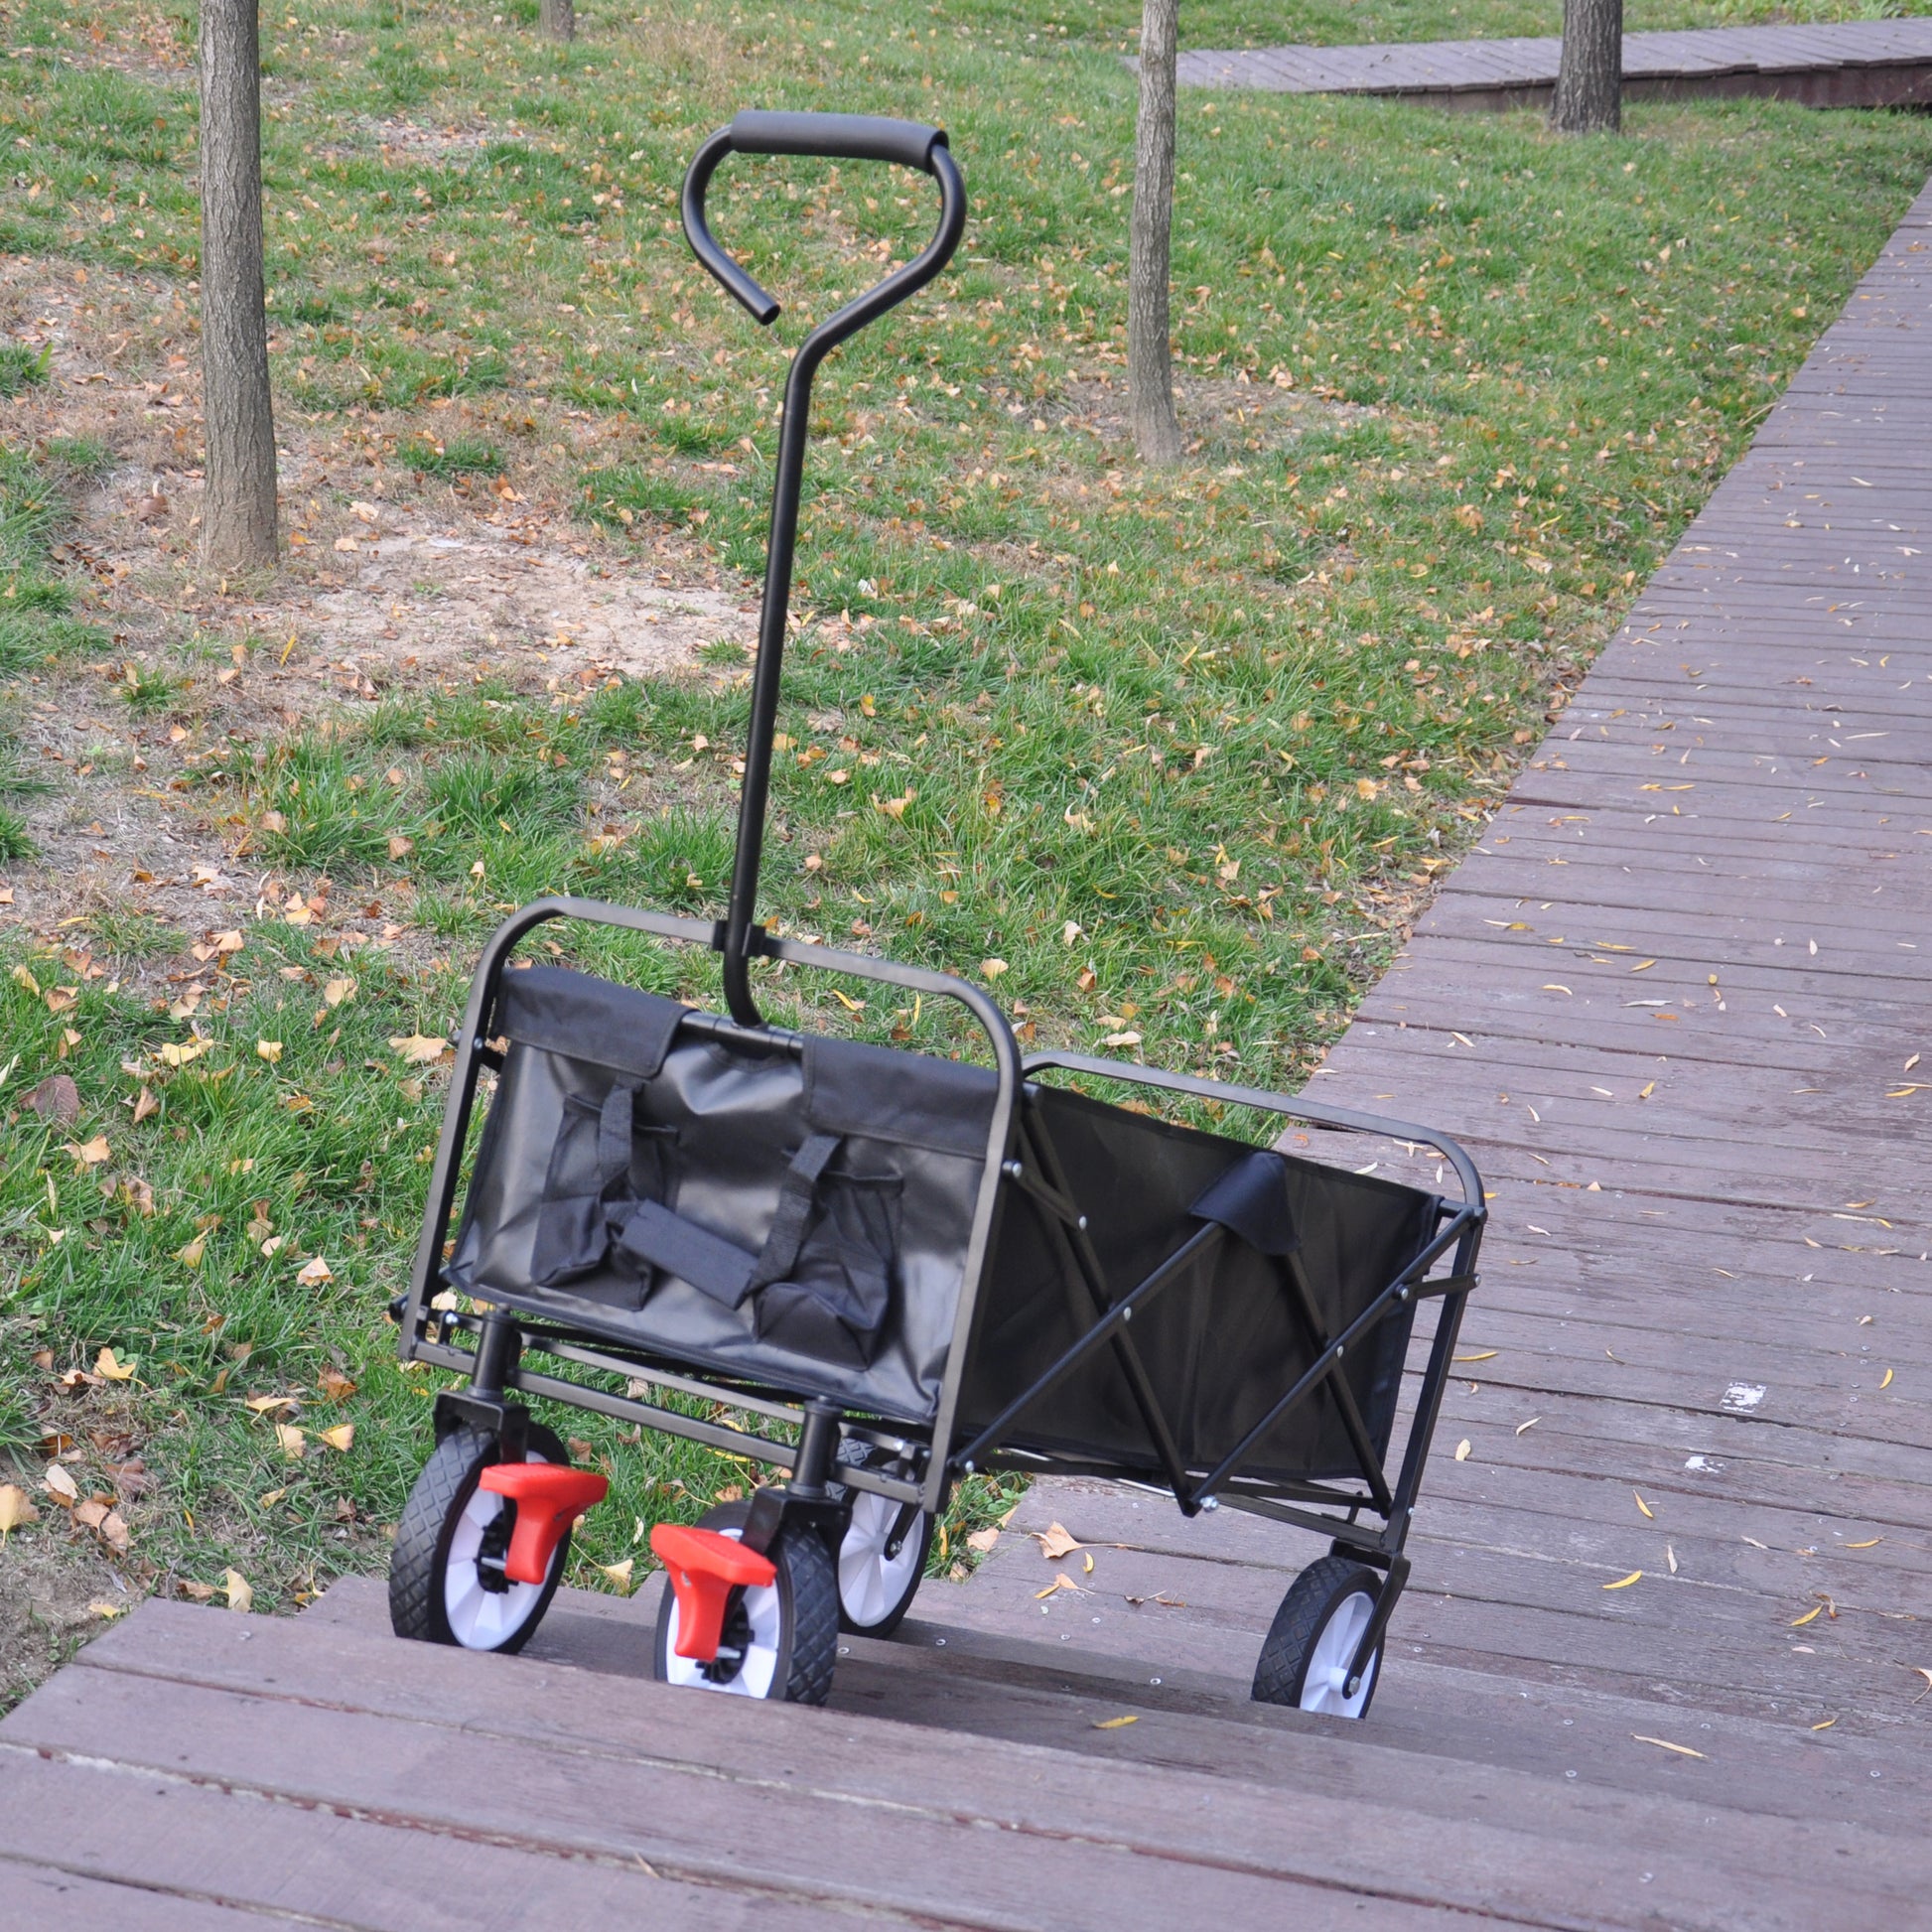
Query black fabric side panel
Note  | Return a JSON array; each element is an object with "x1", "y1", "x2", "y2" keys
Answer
[
  {"x1": 494, "y1": 964, "x2": 686, "y2": 1080},
  {"x1": 805, "y1": 1033, "x2": 999, "y2": 1160},
  {"x1": 959, "y1": 1085, "x2": 1440, "y2": 1484},
  {"x1": 1191, "y1": 1150, "x2": 1301, "y2": 1257}
]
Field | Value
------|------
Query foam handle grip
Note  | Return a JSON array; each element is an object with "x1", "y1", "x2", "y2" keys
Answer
[{"x1": 729, "y1": 111, "x2": 946, "y2": 173}]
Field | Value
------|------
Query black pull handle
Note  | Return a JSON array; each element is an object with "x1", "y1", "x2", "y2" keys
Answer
[
  {"x1": 729, "y1": 110, "x2": 946, "y2": 173},
  {"x1": 682, "y1": 112, "x2": 959, "y2": 328},
  {"x1": 678, "y1": 115, "x2": 966, "y2": 1029}
]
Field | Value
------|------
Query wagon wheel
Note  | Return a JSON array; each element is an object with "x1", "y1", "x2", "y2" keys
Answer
[
  {"x1": 652, "y1": 1499, "x2": 838, "y2": 1705},
  {"x1": 1250, "y1": 1556, "x2": 1385, "y2": 1719},
  {"x1": 836, "y1": 1488, "x2": 932, "y2": 1638},
  {"x1": 389, "y1": 1423, "x2": 574, "y2": 1654}
]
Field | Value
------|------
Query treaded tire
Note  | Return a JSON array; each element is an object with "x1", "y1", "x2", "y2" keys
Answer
[
  {"x1": 836, "y1": 1492, "x2": 932, "y2": 1639},
  {"x1": 389, "y1": 1422, "x2": 572, "y2": 1653},
  {"x1": 1251, "y1": 1555, "x2": 1385, "y2": 1719},
  {"x1": 652, "y1": 1499, "x2": 840, "y2": 1705}
]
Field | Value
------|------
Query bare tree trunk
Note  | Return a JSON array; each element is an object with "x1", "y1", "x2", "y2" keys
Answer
[
  {"x1": 1128, "y1": 0, "x2": 1182, "y2": 467},
  {"x1": 199, "y1": 0, "x2": 277, "y2": 570},
  {"x1": 1551, "y1": 0, "x2": 1622, "y2": 135},
  {"x1": 540, "y1": 0, "x2": 575, "y2": 43}
]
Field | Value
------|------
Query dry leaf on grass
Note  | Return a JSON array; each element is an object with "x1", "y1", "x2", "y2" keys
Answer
[
  {"x1": 245, "y1": 1393, "x2": 297, "y2": 1414},
  {"x1": 600, "y1": 1558, "x2": 635, "y2": 1593},
  {"x1": 223, "y1": 1569, "x2": 254, "y2": 1613},
  {"x1": 1032, "y1": 1521, "x2": 1082, "y2": 1561},
  {"x1": 323, "y1": 977, "x2": 356, "y2": 1008},
  {"x1": 65, "y1": 1134, "x2": 111, "y2": 1169},
  {"x1": 295, "y1": 1257, "x2": 334, "y2": 1287},
  {"x1": 965, "y1": 1527, "x2": 1000, "y2": 1554},
  {"x1": 276, "y1": 1423, "x2": 308, "y2": 1460},
  {"x1": 156, "y1": 1039, "x2": 209, "y2": 1067},
  {"x1": 43, "y1": 1462, "x2": 78, "y2": 1504},
  {"x1": 175, "y1": 1232, "x2": 207, "y2": 1267},
  {"x1": 94, "y1": 1346, "x2": 137, "y2": 1381},
  {"x1": 390, "y1": 1034, "x2": 451, "y2": 1064},
  {"x1": 132, "y1": 1086, "x2": 159, "y2": 1124},
  {"x1": 86, "y1": 1600, "x2": 126, "y2": 1619},
  {"x1": 317, "y1": 1424, "x2": 354, "y2": 1452},
  {"x1": 256, "y1": 1039, "x2": 283, "y2": 1063},
  {"x1": 318, "y1": 1367, "x2": 356, "y2": 1402}
]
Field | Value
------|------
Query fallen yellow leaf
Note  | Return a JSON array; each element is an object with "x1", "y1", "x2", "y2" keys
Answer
[
  {"x1": 85, "y1": 1600, "x2": 126, "y2": 1619},
  {"x1": 295, "y1": 1257, "x2": 334, "y2": 1287},
  {"x1": 830, "y1": 989, "x2": 866, "y2": 1012},
  {"x1": 318, "y1": 1424, "x2": 354, "y2": 1452},
  {"x1": 600, "y1": 1558, "x2": 635, "y2": 1593},
  {"x1": 1032, "y1": 1521, "x2": 1083, "y2": 1561},
  {"x1": 1845, "y1": 1538, "x2": 1882, "y2": 1550},
  {"x1": 1515, "y1": 1417, "x2": 1540, "y2": 1436},
  {"x1": 1092, "y1": 1715, "x2": 1139, "y2": 1729},
  {"x1": 257, "y1": 1488, "x2": 287, "y2": 1509},
  {"x1": 1082, "y1": 1551, "x2": 1094, "y2": 1574},
  {"x1": 66, "y1": 1134, "x2": 111, "y2": 1168},
  {"x1": 389, "y1": 1034, "x2": 451, "y2": 1064},
  {"x1": 1632, "y1": 1734, "x2": 1705, "y2": 1759},
  {"x1": 256, "y1": 1038, "x2": 283, "y2": 1063},
  {"x1": 1879, "y1": 1368, "x2": 1894, "y2": 1390},
  {"x1": 94, "y1": 1346, "x2": 136, "y2": 1382},
  {"x1": 1790, "y1": 1604, "x2": 1823, "y2": 1627},
  {"x1": 43, "y1": 1462, "x2": 78, "y2": 1504},
  {"x1": 245, "y1": 1394, "x2": 297, "y2": 1414},
  {"x1": 175, "y1": 1232, "x2": 207, "y2": 1267},
  {"x1": 156, "y1": 1039, "x2": 209, "y2": 1067},
  {"x1": 323, "y1": 977, "x2": 356, "y2": 1008},
  {"x1": 1633, "y1": 1489, "x2": 1654, "y2": 1519},
  {"x1": 275, "y1": 1422, "x2": 307, "y2": 1460},
  {"x1": 1453, "y1": 1439, "x2": 1471, "y2": 1461},
  {"x1": 1451, "y1": 1350, "x2": 1498, "y2": 1363},
  {"x1": 1035, "y1": 1572, "x2": 1080, "y2": 1600},
  {"x1": 1811, "y1": 1718, "x2": 1837, "y2": 1731},
  {"x1": 1603, "y1": 1571, "x2": 1643, "y2": 1590},
  {"x1": 0, "y1": 1483, "x2": 38, "y2": 1538},
  {"x1": 223, "y1": 1569, "x2": 254, "y2": 1613}
]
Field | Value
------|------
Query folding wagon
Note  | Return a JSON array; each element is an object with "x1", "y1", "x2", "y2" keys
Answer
[{"x1": 388, "y1": 112, "x2": 1485, "y2": 1719}]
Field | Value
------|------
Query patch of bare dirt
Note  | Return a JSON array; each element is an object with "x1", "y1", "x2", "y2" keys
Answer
[{"x1": 1053, "y1": 372, "x2": 1379, "y2": 455}]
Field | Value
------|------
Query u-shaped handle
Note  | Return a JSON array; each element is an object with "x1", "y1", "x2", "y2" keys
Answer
[{"x1": 681, "y1": 111, "x2": 964, "y2": 330}]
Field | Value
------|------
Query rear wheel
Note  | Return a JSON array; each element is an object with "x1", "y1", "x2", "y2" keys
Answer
[
  {"x1": 652, "y1": 1500, "x2": 838, "y2": 1705},
  {"x1": 1251, "y1": 1556, "x2": 1385, "y2": 1719},
  {"x1": 837, "y1": 1489, "x2": 931, "y2": 1637},
  {"x1": 389, "y1": 1423, "x2": 574, "y2": 1654}
]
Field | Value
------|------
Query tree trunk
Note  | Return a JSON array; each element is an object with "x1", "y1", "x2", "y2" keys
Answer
[
  {"x1": 1551, "y1": 0, "x2": 1622, "y2": 135},
  {"x1": 540, "y1": 0, "x2": 575, "y2": 43},
  {"x1": 1128, "y1": 0, "x2": 1182, "y2": 468},
  {"x1": 199, "y1": 0, "x2": 278, "y2": 570}
]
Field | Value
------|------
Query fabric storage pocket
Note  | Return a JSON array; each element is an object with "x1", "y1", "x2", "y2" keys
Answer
[
  {"x1": 755, "y1": 1162, "x2": 902, "y2": 1371},
  {"x1": 530, "y1": 1084, "x2": 677, "y2": 1287}
]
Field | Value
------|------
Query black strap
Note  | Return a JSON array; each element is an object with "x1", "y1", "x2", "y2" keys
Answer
[
  {"x1": 1191, "y1": 1150, "x2": 1301, "y2": 1257},
  {"x1": 751, "y1": 1132, "x2": 842, "y2": 1289},
  {"x1": 598, "y1": 1085, "x2": 635, "y2": 1193},
  {"x1": 611, "y1": 1133, "x2": 843, "y2": 1309}
]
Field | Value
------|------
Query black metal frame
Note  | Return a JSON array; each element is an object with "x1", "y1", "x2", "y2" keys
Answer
[{"x1": 392, "y1": 113, "x2": 1486, "y2": 1697}]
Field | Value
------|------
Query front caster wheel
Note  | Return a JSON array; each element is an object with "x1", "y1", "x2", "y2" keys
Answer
[
  {"x1": 1251, "y1": 1556, "x2": 1385, "y2": 1719},
  {"x1": 837, "y1": 1489, "x2": 932, "y2": 1637},
  {"x1": 389, "y1": 1423, "x2": 573, "y2": 1653},
  {"x1": 653, "y1": 1500, "x2": 838, "y2": 1704}
]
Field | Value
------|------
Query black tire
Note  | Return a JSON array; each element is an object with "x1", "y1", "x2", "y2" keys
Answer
[
  {"x1": 836, "y1": 1489, "x2": 933, "y2": 1638},
  {"x1": 652, "y1": 1499, "x2": 839, "y2": 1705},
  {"x1": 1251, "y1": 1555, "x2": 1386, "y2": 1719},
  {"x1": 389, "y1": 1422, "x2": 573, "y2": 1653}
]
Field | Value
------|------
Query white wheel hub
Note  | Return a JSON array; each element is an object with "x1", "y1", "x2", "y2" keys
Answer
[
  {"x1": 838, "y1": 1491, "x2": 923, "y2": 1630},
  {"x1": 443, "y1": 1449, "x2": 555, "y2": 1651},
  {"x1": 659, "y1": 1525, "x2": 783, "y2": 1698},
  {"x1": 1302, "y1": 1588, "x2": 1378, "y2": 1718}
]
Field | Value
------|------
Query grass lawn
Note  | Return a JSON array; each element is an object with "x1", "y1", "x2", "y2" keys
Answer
[{"x1": 2, "y1": 0, "x2": 1930, "y2": 1701}]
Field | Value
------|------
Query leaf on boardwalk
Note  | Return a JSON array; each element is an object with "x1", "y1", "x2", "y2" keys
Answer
[
  {"x1": 1633, "y1": 1489, "x2": 1654, "y2": 1519},
  {"x1": 1453, "y1": 1440, "x2": 1471, "y2": 1461},
  {"x1": 1602, "y1": 1571, "x2": 1642, "y2": 1590},
  {"x1": 1790, "y1": 1604, "x2": 1823, "y2": 1627},
  {"x1": 1035, "y1": 1572, "x2": 1080, "y2": 1600},
  {"x1": 1811, "y1": 1718, "x2": 1837, "y2": 1731},
  {"x1": 965, "y1": 1527, "x2": 1000, "y2": 1554},
  {"x1": 1032, "y1": 1521, "x2": 1082, "y2": 1561},
  {"x1": 1845, "y1": 1538, "x2": 1882, "y2": 1550},
  {"x1": 1515, "y1": 1418, "x2": 1540, "y2": 1436},
  {"x1": 1452, "y1": 1350, "x2": 1497, "y2": 1363},
  {"x1": 1092, "y1": 1715, "x2": 1139, "y2": 1729},
  {"x1": 1632, "y1": 1734, "x2": 1704, "y2": 1759}
]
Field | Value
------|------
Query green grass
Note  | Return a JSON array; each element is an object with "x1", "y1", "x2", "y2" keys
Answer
[
  {"x1": 0, "y1": 343, "x2": 50, "y2": 397},
  {"x1": 0, "y1": 807, "x2": 33, "y2": 862},
  {"x1": 2, "y1": 0, "x2": 1931, "y2": 1638}
]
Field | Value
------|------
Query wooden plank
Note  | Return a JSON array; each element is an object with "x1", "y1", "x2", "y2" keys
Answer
[
  {"x1": 71, "y1": 1592, "x2": 1927, "y2": 1923},
  {"x1": 0, "y1": 1752, "x2": 876, "y2": 1932},
  {"x1": 0, "y1": 1860, "x2": 295, "y2": 1932}
]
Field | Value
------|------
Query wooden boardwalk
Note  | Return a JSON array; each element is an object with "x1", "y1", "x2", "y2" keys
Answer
[
  {"x1": 1178, "y1": 16, "x2": 1932, "y2": 111},
  {"x1": 7, "y1": 176, "x2": 1932, "y2": 1932}
]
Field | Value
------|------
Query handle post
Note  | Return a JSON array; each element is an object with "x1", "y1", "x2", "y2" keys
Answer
[{"x1": 680, "y1": 117, "x2": 966, "y2": 1025}]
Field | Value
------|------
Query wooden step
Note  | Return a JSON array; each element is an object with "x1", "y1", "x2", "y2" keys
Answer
[{"x1": 9, "y1": 1585, "x2": 1923, "y2": 1931}]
